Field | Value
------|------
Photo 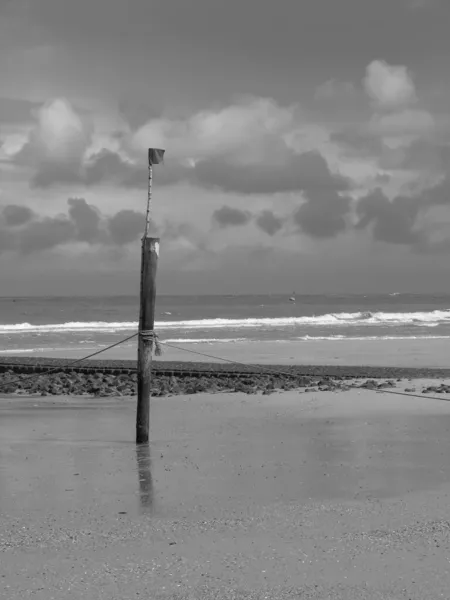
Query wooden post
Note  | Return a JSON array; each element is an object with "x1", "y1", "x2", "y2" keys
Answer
[
  {"x1": 135, "y1": 443, "x2": 154, "y2": 512},
  {"x1": 136, "y1": 147, "x2": 165, "y2": 445},
  {"x1": 136, "y1": 236, "x2": 159, "y2": 444}
]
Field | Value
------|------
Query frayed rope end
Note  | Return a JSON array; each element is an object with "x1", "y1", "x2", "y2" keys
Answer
[{"x1": 139, "y1": 330, "x2": 163, "y2": 356}]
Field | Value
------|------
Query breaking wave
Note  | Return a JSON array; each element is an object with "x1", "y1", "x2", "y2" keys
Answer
[{"x1": 1, "y1": 309, "x2": 450, "y2": 334}]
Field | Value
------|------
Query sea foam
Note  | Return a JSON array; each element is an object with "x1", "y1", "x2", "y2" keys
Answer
[{"x1": 1, "y1": 308, "x2": 450, "y2": 334}]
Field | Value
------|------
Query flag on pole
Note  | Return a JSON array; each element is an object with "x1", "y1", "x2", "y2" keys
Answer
[{"x1": 148, "y1": 148, "x2": 165, "y2": 165}]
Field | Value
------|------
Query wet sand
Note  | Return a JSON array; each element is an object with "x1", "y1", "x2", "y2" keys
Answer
[
  {"x1": 2, "y1": 388, "x2": 450, "y2": 598},
  {"x1": 13, "y1": 336, "x2": 450, "y2": 368}
]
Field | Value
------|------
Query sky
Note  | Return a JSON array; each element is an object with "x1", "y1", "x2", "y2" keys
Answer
[{"x1": 1, "y1": 0, "x2": 450, "y2": 295}]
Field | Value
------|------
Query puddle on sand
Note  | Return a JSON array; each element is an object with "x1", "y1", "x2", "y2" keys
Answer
[{"x1": 1, "y1": 395, "x2": 450, "y2": 519}]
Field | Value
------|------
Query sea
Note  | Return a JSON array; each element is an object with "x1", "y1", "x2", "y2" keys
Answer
[{"x1": 1, "y1": 293, "x2": 450, "y2": 357}]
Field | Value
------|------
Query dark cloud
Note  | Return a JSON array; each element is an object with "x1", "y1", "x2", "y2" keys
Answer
[
  {"x1": 194, "y1": 150, "x2": 349, "y2": 196},
  {"x1": 426, "y1": 174, "x2": 450, "y2": 205},
  {"x1": 333, "y1": 125, "x2": 450, "y2": 175},
  {"x1": 32, "y1": 162, "x2": 83, "y2": 188},
  {"x1": 378, "y1": 140, "x2": 450, "y2": 173},
  {"x1": 84, "y1": 150, "x2": 144, "y2": 186},
  {"x1": 107, "y1": 209, "x2": 147, "y2": 245},
  {"x1": 0, "y1": 199, "x2": 186, "y2": 255},
  {"x1": 19, "y1": 216, "x2": 77, "y2": 254},
  {"x1": 294, "y1": 190, "x2": 351, "y2": 238},
  {"x1": 255, "y1": 210, "x2": 284, "y2": 235},
  {"x1": 67, "y1": 197, "x2": 102, "y2": 243},
  {"x1": 212, "y1": 206, "x2": 252, "y2": 228},
  {"x1": 290, "y1": 152, "x2": 352, "y2": 239},
  {"x1": 118, "y1": 100, "x2": 163, "y2": 130},
  {"x1": 28, "y1": 147, "x2": 190, "y2": 189},
  {"x1": 1, "y1": 198, "x2": 103, "y2": 255},
  {"x1": 331, "y1": 129, "x2": 382, "y2": 159},
  {"x1": 353, "y1": 181, "x2": 450, "y2": 252},
  {"x1": 89, "y1": 150, "x2": 192, "y2": 189},
  {"x1": 355, "y1": 189, "x2": 422, "y2": 245},
  {"x1": 163, "y1": 221, "x2": 195, "y2": 241},
  {"x1": 208, "y1": 153, "x2": 352, "y2": 239},
  {"x1": 23, "y1": 143, "x2": 353, "y2": 198},
  {"x1": 1, "y1": 205, "x2": 35, "y2": 226}
]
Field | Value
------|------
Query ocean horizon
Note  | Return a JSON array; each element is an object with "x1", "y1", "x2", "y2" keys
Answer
[{"x1": 1, "y1": 293, "x2": 450, "y2": 356}]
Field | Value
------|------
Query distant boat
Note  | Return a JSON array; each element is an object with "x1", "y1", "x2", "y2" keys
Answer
[{"x1": 289, "y1": 292, "x2": 296, "y2": 303}]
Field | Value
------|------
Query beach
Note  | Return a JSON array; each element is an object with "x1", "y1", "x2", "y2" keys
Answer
[
  {"x1": 2, "y1": 294, "x2": 450, "y2": 596},
  {"x1": 2, "y1": 388, "x2": 450, "y2": 599},
  {"x1": 2, "y1": 294, "x2": 450, "y2": 372},
  {"x1": 9, "y1": 336, "x2": 450, "y2": 369}
]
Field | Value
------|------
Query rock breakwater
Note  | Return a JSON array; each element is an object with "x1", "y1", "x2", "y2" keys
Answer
[{"x1": 0, "y1": 369, "x2": 399, "y2": 397}]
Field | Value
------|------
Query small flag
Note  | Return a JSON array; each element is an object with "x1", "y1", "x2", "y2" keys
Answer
[{"x1": 148, "y1": 148, "x2": 165, "y2": 165}]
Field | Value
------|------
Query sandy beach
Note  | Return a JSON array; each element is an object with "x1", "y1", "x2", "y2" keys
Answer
[{"x1": 2, "y1": 386, "x2": 450, "y2": 599}]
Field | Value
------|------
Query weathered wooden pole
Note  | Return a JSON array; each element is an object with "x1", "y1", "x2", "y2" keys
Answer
[
  {"x1": 135, "y1": 442, "x2": 154, "y2": 512},
  {"x1": 136, "y1": 148, "x2": 165, "y2": 445}
]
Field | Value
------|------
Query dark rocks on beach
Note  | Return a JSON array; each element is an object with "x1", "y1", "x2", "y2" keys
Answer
[
  {"x1": 0, "y1": 369, "x2": 407, "y2": 398},
  {"x1": 421, "y1": 383, "x2": 450, "y2": 395},
  {"x1": 358, "y1": 379, "x2": 396, "y2": 390}
]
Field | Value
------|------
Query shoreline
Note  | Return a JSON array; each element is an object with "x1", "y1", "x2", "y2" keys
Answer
[
  {"x1": 2, "y1": 354, "x2": 450, "y2": 380},
  {"x1": 2, "y1": 337, "x2": 450, "y2": 396},
  {"x1": 2, "y1": 360, "x2": 450, "y2": 398},
  {"x1": 2, "y1": 337, "x2": 450, "y2": 368}
]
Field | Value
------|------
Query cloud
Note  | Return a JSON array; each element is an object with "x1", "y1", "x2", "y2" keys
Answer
[
  {"x1": 207, "y1": 153, "x2": 353, "y2": 239},
  {"x1": 67, "y1": 197, "x2": 102, "y2": 243},
  {"x1": 82, "y1": 145, "x2": 347, "y2": 197},
  {"x1": 364, "y1": 60, "x2": 417, "y2": 109},
  {"x1": 121, "y1": 97, "x2": 341, "y2": 195},
  {"x1": 210, "y1": 206, "x2": 284, "y2": 236},
  {"x1": 329, "y1": 60, "x2": 444, "y2": 190},
  {"x1": 7, "y1": 96, "x2": 350, "y2": 196},
  {"x1": 255, "y1": 210, "x2": 284, "y2": 236},
  {"x1": 83, "y1": 148, "x2": 189, "y2": 189},
  {"x1": 192, "y1": 149, "x2": 348, "y2": 196},
  {"x1": 378, "y1": 138, "x2": 450, "y2": 172},
  {"x1": 83, "y1": 149, "x2": 144, "y2": 187},
  {"x1": 294, "y1": 191, "x2": 351, "y2": 239},
  {"x1": 32, "y1": 99, "x2": 91, "y2": 164},
  {"x1": 212, "y1": 206, "x2": 252, "y2": 228},
  {"x1": 19, "y1": 216, "x2": 77, "y2": 254},
  {"x1": 368, "y1": 109, "x2": 435, "y2": 140},
  {"x1": 0, "y1": 198, "x2": 189, "y2": 255},
  {"x1": 128, "y1": 96, "x2": 296, "y2": 164},
  {"x1": 426, "y1": 173, "x2": 450, "y2": 205},
  {"x1": 108, "y1": 209, "x2": 148, "y2": 245},
  {"x1": 13, "y1": 98, "x2": 92, "y2": 186},
  {"x1": 290, "y1": 152, "x2": 352, "y2": 239},
  {"x1": 355, "y1": 189, "x2": 422, "y2": 245},
  {"x1": 354, "y1": 176, "x2": 450, "y2": 251},
  {"x1": 1, "y1": 204, "x2": 34, "y2": 226}
]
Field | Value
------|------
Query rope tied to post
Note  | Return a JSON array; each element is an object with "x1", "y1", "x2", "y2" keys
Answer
[{"x1": 139, "y1": 330, "x2": 163, "y2": 356}]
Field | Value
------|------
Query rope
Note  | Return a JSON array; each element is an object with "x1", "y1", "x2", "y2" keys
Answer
[
  {"x1": 0, "y1": 330, "x2": 449, "y2": 403},
  {"x1": 0, "y1": 332, "x2": 139, "y2": 391},
  {"x1": 159, "y1": 341, "x2": 314, "y2": 379},
  {"x1": 157, "y1": 340, "x2": 450, "y2": 403},
  {"x1": 139, "y1": 330, "x2": 162, "y2": 356}
]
